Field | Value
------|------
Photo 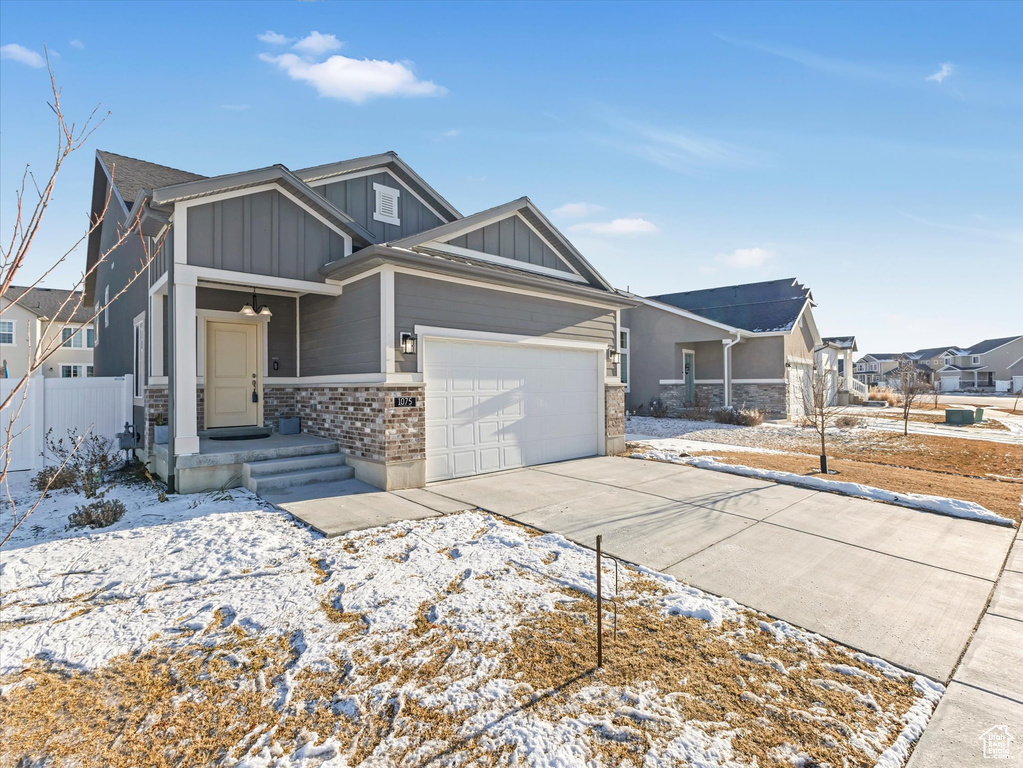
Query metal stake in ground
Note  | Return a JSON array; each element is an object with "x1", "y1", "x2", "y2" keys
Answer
[{"x1": 596, "y1": 534, "x2": 603, "y2": 669}]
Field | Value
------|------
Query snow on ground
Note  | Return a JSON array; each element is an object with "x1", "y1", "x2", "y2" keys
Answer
[
  {"x1": 629, "y1": 450, "x2": 1014, "y2": 527},
  {"x1": 1, "y1": 471, "x2": 943, "y2": 766}
]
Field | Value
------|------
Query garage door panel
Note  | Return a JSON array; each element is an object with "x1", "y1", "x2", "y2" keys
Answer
[{"x1": 425, "y1": 339, "x2": 601, "y2": 482}]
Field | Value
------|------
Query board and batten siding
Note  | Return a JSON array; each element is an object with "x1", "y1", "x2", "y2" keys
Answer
[
  {"x1": 186, "y1": 190, "x2": 346, "y2": 281},
  {"x1": 318, "y1": 172, "x2": 443, "y2": 242},
  {"x1": 446, "y1": 215, "x2": 571, "y2": 273},
  {"x1": 299, "y1": 274, "x2": 381, "y2": 377},
  {"x1": 393, "y1": 274, "x2": 615, "y2": 375}
]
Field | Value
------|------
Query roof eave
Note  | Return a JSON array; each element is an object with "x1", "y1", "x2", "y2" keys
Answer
[{"x1": 320, "y1": 245, "x2": 638, "y2": 309}]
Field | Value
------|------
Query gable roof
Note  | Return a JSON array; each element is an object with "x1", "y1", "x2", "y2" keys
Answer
[
  {"x1": 908, "y1": 345, "x2": 960, "y2": 360},
  {"x1": 965, "y1": 335, "x2": 1023, "y2": 355},
  {"x1": 97, "y1": 151, "x2": 206, "y2": 211},
  {"x1": 3, "y1": 285, "x2": 92, "y2": 323},
  {"x1": 295, "y1": 152, "x2": 461, "y2": 222},
  {"x1": 822, "y1": 336, "x2": 857, "y2": 351},
  {"x1": 649, "y1": 278, "x2": 812, "y2": 334},
  {"x1": 388, "y1": 197, "x2": 614, "y2": 292},
  {"x1": 148, "y1": 164, "x2": 376, "y2": 246},
  {"x1": 860, "y1": 353, "x2": 902, "y2": 362}
]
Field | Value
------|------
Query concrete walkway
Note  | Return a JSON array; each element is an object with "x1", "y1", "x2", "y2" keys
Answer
[
  {"x1": 418, "y1": 456, "x2": 1016, "y2": 682},
  {"x1": 908, "y1": 527, "x2": 1023, "y2": 767}
]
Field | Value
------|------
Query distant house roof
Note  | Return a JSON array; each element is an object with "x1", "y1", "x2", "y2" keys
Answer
[
  {"x1": 648, "y1": 277, "x2": 811, "y2": 334},
  {"x1": 822, "y1": 336, "x2": 857, "y2": 350},
  {"x1": 862, "y1": 353, "x2": 902, "y2": 362},
  {"x1": 3, "y1": 285, "x2": 92, "y2": 323},
  {"x1": 97, "y1": 150, "x2": 206, "y2": 210},
  {"x1": 965, "y1": 335, "x2": 1023, "y2": 355},
  {"x1": 907, "y1": 346, "x2": 957, "y2": 360}
]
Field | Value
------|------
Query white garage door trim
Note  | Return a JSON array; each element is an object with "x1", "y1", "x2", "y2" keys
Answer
[{"x1": 416, "y1": 325, "x2": 607, "y2": 482}]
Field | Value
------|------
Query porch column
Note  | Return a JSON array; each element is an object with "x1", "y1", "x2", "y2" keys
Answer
[
  {"x1": 150, "y1": 291, "x2": 165, "y2": 377},
  {"x1": 172, "y1": 272, "x2": 199, "y2": 455}
]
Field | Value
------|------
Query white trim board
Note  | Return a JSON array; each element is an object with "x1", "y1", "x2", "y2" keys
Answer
[
  {"x1": 426, "y1": 242, "x2": 587, "y2": 283},
  {"x1": 177, "y1": 264, "x2": 343, "y2": 296}
]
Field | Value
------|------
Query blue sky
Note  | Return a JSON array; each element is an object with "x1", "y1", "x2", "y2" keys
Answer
[{"x1": 2, "y1": 0, "x2": 1020, "y2": 353}]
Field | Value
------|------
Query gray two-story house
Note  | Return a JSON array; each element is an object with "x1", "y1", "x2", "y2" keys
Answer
[{"x1": 86, "y1": 151, "x2": 635, "y2": 493}]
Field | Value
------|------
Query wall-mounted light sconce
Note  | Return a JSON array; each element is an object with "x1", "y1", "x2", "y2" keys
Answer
[
  {"x1": 785, "y1": 361, "x2": 792, "y2": 369},
  {"x1": 607, "y1": 347, "x2": 621, "y2": 365},
  {"x1": 239, "y1": 292, "x2": 272, "y2": 318},
  {"x1": 400, "y1": 332, "x2": 417, "y2": 355}
]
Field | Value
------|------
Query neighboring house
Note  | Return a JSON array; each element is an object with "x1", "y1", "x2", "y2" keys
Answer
[
  {"x1": 85, "y1": 150, "x2": 635, "y2": 493},
  {"x1": 852, "y1": 353, "x2": 901, "y2": 386},
  {"x1": 622, "y1": 278, "x2": 824, "y2": 421},
  {"x1": 933, "y1": 335, "x2": 1023, "y2": 392},
  {"x1": 0, "y1": 286, "x2": 95, "y2": 380},
  {"x1": 821, "y1": 336, "x2": 857, "y2": 378}
]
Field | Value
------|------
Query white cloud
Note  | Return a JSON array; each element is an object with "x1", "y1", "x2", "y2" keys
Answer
[
  {"x1": 926, "y1": 62, "x2": 954, "y2": 84},
  {"x1": 552, "y1": 202, "x2": 607, "y2": 219},
  {"x1": 716, "y1": 34, "x2": 888, "y2": 81},
  {"x1": 0, "y1": 43, "x2": 45, "y2": 68},
  {"x1": 715, "y1": 247, "x2": 773, "y2": 269},
  {"x1": 569, "y1": 218, "x2": 659, "y2": 235},
  {"x1": 69, "y1": 39, "x2": 84, "y2": 49},
  {"x1": 260, "y1": 51, "x2": 444, "y2": 104},
  {"x1": 292, "y1": 31, "x2": 342, "y2": 57},
  {"x1": 258, "y1": 30, "x2": 293, "y2": 45}
]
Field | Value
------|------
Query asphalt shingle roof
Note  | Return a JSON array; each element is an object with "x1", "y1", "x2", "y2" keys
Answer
[
  {"x1": 822, "y1": 336, "x2": 856, "y2": 349},
  {"x1": 97, "y1": 151, "x2": 206, "y2": 209},
  {"x1": 3, "y1": 285, "x2": 92, "y2": 323},
  {"x1": 649, "y1": 277, "x2": 810, "y2": 333},
  {"x1": 965, "y1": 335, "x2": 1022, "y2": 355}
]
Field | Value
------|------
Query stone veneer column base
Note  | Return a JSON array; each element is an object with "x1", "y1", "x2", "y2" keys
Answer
[{"x1": 605, "y1": 382, "x2": 626, "y2": 455}]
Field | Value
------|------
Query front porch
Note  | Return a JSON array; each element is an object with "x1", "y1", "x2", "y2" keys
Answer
[{"x1": 151, "y1": 430, "x2": 346, "y2": 495}]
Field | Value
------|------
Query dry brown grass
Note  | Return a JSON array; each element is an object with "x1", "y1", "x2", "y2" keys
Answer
[
  {"x1": 868, "y1": 387, "x2": 902, "y2": 407},
  {"x1": 0, "y1": 556, "x2": 932, "y2": 768},
  {"x1": 869, "y1": 411, "x2": 1009, "y2": 431},
  {"x1": 696, "y1": 451, "x2": 1023, "y2": 523}
]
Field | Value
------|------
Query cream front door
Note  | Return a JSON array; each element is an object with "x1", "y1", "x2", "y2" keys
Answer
[{"x1": 206, "y1": 320, "x2": 260, "y2": 429}]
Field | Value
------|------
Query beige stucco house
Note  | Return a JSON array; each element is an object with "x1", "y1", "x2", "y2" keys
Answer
[{"x1": 0, "y1": 286, "x2": 95, "y2": 381}]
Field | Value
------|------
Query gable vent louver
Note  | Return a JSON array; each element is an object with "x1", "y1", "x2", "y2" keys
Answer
[{"x1": 373, "y1": 183, "x2": 401, "y2": 227}]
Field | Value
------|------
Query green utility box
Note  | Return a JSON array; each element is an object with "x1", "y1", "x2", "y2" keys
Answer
[{"x1": 945, "y1": 408, "x2": 975, "y2": 425}]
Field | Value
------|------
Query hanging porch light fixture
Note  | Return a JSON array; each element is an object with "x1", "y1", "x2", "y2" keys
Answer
[{"x1": 239, "y1": 292, "x2": 272, "y2": 318}]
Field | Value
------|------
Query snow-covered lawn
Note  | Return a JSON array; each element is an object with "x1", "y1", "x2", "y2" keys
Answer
[{"x1": 1, "y1": 472, "x2": 942, "y2": 767}]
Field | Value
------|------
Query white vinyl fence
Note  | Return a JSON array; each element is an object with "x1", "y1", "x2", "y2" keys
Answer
[{"x1": 0, "y1": 375, "x2": 133, "y2": 472}]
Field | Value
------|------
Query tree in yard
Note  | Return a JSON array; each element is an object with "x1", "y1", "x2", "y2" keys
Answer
[
  {"x1": 802, "y1": 356, "x2": 845, "y2": 474},
  {"x1": 1, "y1": 56, "x2": 166, "y2": 546},
  {"x1": 895, "y1": 359, "x2": 928, "y2": 436}
]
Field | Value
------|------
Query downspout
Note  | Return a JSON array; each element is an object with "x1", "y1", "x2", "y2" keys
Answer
[{"x1": 722, "y1": 332, "x2": 742, "y2": 408}]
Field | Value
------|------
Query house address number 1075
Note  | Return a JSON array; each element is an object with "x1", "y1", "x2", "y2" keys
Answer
[{"x1": 393, "y1": 396, "x2": 418, "y2": 408}]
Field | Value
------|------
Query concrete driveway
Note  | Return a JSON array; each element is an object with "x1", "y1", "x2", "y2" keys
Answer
[{"x1": 418, "y1": 456, "x2": 1016, "y2": 682}]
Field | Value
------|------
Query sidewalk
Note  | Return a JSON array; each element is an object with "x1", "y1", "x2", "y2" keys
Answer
[{"x1": 908, "y1": 526, "x2": 1023, "y2": 766}]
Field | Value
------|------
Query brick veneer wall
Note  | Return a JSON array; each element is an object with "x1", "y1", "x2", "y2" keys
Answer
[
  {"x1": 732, "y1": 382, "x2": 786, "y2": 419},
  {"x1": 262, "y1": 384, "x2": 298, "y2": 428},
  {"x1": 144, "y1": 385, "x2": 167, "y2": 452},
  {"x1": 605, "y1": 383, "x2": 625, "y2": 453},
  {"x1": 292, "y1": 384, "x2": 426, "y2": 463}
]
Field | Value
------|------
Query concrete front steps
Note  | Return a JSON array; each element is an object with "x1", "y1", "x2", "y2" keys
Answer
[{"x1": 242, "y1": 448, "x2": 353, "y2": 493}]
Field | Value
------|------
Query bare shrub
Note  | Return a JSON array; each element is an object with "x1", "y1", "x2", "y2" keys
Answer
[
  {"x1": 649, "y1": 399, "x2": 669, "y2": 418},
  {"x1": 30, "y1": 466, "x2": 76, "y2": 493},
  {"x1": 834, "y1": 415, "x2": 863, "y2": 429},
  {"x1": 714, "y1": 407, "x2": 766, "y2": 427},
  {"x1": 67, "y1": 499, "x2": 126, "y2": 530},
  {"x1": 43, "y1": 429, "x2": 117, "y2": 499}
]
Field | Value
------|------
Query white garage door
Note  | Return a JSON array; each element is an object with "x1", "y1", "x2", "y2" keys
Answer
[{"x1": 424, "y1": 339, "x2": 601, "y2": 482}]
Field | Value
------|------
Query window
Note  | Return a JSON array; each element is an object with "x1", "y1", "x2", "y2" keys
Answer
[
  {"x1": 86, "y1": 365, "x2": 94, "y2": 377},
  {"x1": 86, "y1": 327, "x2": 95, "y2": 348},
  {"x1": 60, "y1": 364, "x2": 84, "y2": 378},
  {"x1": 62, "y1": 327, "x2": 84, "y2": 348},
  {"x1": 104, "y1": 285, "x2": 110, "y2": 327},
  {"x1": 372, "y1": 183, "x2": 401, "y2": 226},
  {"x1": 943, "y1": 356, "x2": 952, "y2": 366},
  {"x1": 619, "y1": 328, "x2": 630, "y2": 391},
  {"x1": 972, "y1": 356, "x2": 980, "y2": 364},
  {"x1": 0, "y1": 319, "x2": 14, "y2": 345},
  {"x1": 133, "y1": 317, "x2": 145, "y2": 399}
]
